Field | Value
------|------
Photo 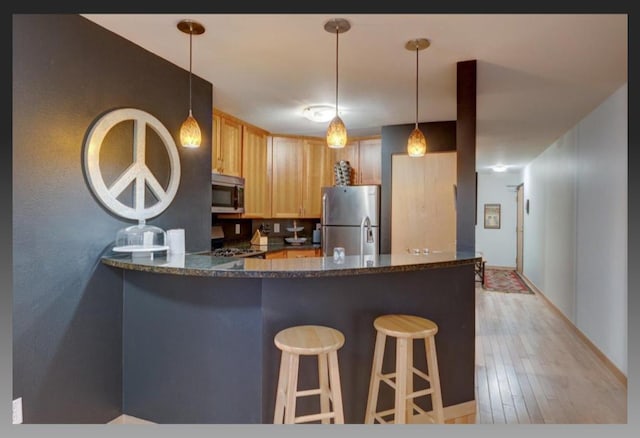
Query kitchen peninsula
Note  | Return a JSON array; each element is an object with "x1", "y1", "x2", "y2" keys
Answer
[{"x1": 102, "y1": 251, "x2": 479, "y2": 424}]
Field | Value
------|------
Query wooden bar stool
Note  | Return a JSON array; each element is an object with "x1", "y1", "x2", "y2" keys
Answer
[
  {"x1": 273, "y1": 325, "x2": 345, "y2": 424},
  {"x1": 364, "y1": 314, "x2": 445, "y2": 424}
]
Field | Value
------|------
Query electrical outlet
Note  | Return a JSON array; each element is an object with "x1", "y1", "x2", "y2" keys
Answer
[
  {"x1": 12, "y1": 397, "x2": 22, "y2": 424},
  {"x1": 235, "y1": 224, "x2": 240, "y2": 234},
  {"x1": 274, "y1": 223, "x2": 280, "y2": 233}
]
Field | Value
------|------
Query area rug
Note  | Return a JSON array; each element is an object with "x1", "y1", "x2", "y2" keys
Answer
[{"x1": 483, "y1": 269, "x2": 533, "y2": 294}]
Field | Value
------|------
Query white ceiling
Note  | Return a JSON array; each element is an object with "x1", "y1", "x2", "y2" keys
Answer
[{"x1": 82, "y1": 13, "x2": 627, "y2": 172}]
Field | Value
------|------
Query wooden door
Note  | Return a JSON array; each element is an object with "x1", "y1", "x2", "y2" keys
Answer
[
  {"x1": 516, "y1": 184, "x2": 524, "y2": 274},
  {"x1": 302, "y1": 139, "x2": 331, "y2": 218},
  {"x1": 242, "y1": 125, "x2": 271, "y2": 218},
  {"x1": 358, "y1": 138, "x2": 381, "y2": 184},
  {"x1": 271, "y1": 137, "x2": 303, "y2": 218},
  {"x1": 391, "y1": 152, "x2": 457, "y2": 254}
]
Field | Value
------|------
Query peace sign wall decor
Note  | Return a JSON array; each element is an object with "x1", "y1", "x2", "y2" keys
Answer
[{"x1": 83, "y1": 108, "x2": 181, "y2": 221}]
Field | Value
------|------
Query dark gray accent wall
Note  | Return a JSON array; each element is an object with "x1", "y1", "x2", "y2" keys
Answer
[
  {"x1": 122, "y1": 272, "x2": 263, "y2": 423},
  {"x1": 380, "y1": 121, "x2": 457, "y2": 253},
  {"x1": 456, "y1": 60, "x2": 477, "y2": 252},
  {"x1": 13, "y1": 14, "x2": 212, "y2": 423}
]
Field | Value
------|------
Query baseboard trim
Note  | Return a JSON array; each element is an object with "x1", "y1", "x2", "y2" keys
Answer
[
  {"x1": 484, "y1": 265, "x2": 515, "y2": 271},
  {"x1": 107, "y1": 414, "x2": 155, "y2": 424},
  {"x1": 519, "y1": 274, "x2": 627, "y2": 387},
  {"x1": 108, "y1": 402, "x2": 477, "y2": 425}
]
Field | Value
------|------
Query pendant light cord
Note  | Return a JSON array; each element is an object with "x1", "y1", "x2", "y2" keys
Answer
[
  {"x1": 335, "y1": 26, "x2": 339, "y2": 116},
  {"x1": 189, "y1": 28, "x2": 193, "y2": 113},
  {"x1": 415, "y1": 45, "x2": 419, "y2": 129}
]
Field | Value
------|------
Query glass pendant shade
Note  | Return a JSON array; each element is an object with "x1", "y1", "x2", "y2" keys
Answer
[
  {"x1": 180, "y1": 110, "x2": 202, "y2": 148},
  {"x1": 407, "y1": 127, "x2": 427, "y2": 157},
  {"x1": 326, "y1": 115, "x2": 348, "y2": 148}
]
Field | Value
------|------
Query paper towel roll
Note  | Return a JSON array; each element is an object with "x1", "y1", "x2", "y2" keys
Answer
[{"x1": 166, "y1": 229, "x2": 185, "y2": 254}]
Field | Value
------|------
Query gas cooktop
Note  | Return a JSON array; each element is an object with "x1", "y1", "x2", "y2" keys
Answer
[{"x1": 210, "y1": 247, "x2": 266, "y2": 258}]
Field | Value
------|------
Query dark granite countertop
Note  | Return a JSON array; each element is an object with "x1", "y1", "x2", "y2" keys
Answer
[{"x1": 101, "y1": 250, "x2": 480, "y2": 279}]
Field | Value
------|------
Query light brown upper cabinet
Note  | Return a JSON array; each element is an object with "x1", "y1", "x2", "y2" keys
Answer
[
  {"x1": 242, "y1": 125, "x2": 271, "y2": 218},
  {"x1": 328, "y1": 140, "x2": 359, "y2": 185},
  {"x1": 212, "y1": 110, "x2": 242, "y2": 177},
  {"x1": 326, "y1": 137, "x2": 381, "y2": 186},
  {"x1": 303, "y1": 139, "x2": 333, "y2": 218},
  {"x1": 271, "y1": 136, "x2": 331, "y2": 218},
  {"x1": 357, "y1": 138, "x2": 382, "y2": 185},
  {"x1": 271, "y1": 136, "x2": 304, "y2": 218}
]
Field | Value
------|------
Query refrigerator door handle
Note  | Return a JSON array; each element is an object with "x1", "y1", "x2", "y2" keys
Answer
[{"x1": 322, "y1": 193, "x2": 327, "y2": 223}]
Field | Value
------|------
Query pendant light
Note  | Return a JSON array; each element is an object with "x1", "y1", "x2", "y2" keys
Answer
[
  {"x1": 405, "y1": 38, "x2": 430, "y2": 157},
  {"x1": 178, "y1": 19, "x2": 205, "y2": 148},
  {"x1": 324, "y1": 18, "x2": 351, "y2": 149}
]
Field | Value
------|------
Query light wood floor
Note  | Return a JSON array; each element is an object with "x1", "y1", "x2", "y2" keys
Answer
[{"x1": 475, "y1": 285, "x2": 627, "y2": 423}]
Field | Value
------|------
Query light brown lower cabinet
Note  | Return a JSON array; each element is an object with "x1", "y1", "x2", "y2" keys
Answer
[{"x1": 264, "y1": 248, "x2": 321, "y2": 259}]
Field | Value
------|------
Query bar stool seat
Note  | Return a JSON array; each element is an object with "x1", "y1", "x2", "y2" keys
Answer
[
  {"x1": 364, "y1": 314, "x2": 445, "y2": 424},
  {"x1": 273, "y1": 325, "x2": 345, "y2": 424}
]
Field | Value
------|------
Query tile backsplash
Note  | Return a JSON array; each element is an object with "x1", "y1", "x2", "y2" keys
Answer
[{"x1": 213, "y1": 217, "x2": 320, "y2": 244}]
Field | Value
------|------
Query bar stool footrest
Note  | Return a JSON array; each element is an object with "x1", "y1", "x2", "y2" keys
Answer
[{"x1": 294, "y1": 411, "x2": 336, "y2": 424}]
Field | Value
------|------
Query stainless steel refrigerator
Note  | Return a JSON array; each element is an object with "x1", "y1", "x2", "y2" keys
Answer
[{"x1": 321, "y1": 185, "x2": 381, "y2": 256}]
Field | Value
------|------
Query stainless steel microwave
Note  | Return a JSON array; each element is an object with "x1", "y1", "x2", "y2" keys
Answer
[{"x1": 211, "y1": 173, "x2": 244, "y2": 213}]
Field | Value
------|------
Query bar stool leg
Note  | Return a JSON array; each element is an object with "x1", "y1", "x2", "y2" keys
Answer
[
  {"x1": 405, "y1": 338, "x2": 414, "y2": 423},
  {"x1": 284, "y1": 353, "x2": 300, "y2": 424},
  {"x1": 395, "y1": 337, "x2": 408, "y2": 424},
  {"x1": 318, "y1": 353, "x2": 330, "y2": 424},
  {"x1": 365, "y1": 331, "x2": 386, "y2": 423},
  {"x1": 274, "y1": 351, "x2": 290, "y2": 424},
  {"x1": 327, "y1": 350, "x2": 344, "y2": 424},
  {"x1": 424, "y1": 336, "x2": 445, "y2": 423}
]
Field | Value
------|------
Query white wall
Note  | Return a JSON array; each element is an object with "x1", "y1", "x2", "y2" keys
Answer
[
  {"x1": 575, "y1": 83, "x2": 627, "y2": 376},
  {"x1": 475, "y1": 171, "x2": 523, "y2": 267},
  {"x1": 523, "y1": 128, "x2": 578, "y2": 321},
  {"x1": 522, "y1": 83, "x2": 627, "y2": 375}
]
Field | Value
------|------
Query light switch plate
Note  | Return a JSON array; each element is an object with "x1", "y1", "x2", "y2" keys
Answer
[
  {"x1": 235, "y1": 224, "x2": 240, "y2": 234},
  {"x1": 274, "y1": 223, "x2": 280, "y2": 233}
]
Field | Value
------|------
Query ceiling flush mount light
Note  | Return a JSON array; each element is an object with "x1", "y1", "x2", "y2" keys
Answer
[
  {"x1": 303, "y1": 105, "x2": 336, "y2": 123},
  {"x1": 405, "y1": 38, "x2": 430, "y2": 157},
  {"x1": 177, "y1": 19, "x2": 205, "y2": 148},
  {"x1": 324, "y1": 18, "x2": 350, "y2": 149},
  {"x1": 492, "y1": 164, "x2": 508, "y2": 172}
]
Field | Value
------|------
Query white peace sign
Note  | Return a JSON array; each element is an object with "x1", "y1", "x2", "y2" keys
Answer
[{"x1": 84, "y1": 108, "x2": 181, "y2": 220}]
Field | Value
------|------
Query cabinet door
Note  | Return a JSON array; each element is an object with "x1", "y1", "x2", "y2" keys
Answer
[
  {"x1": 271, "y1": 137, "x2": 304, "y2": 218},
  {"x1": 286, "y1": 249, "x2": 318, "y2": 258},
  {"x1": 302, "y1": 139, "x2": 332, "y2": 218},
  {"x1": 219, "y1": 117, "x2": 242, "y2": 176},
  {"x1": 328, "y1": 141, "x2": 359, "y2": 186},
  {"x1": 265, "y1": 250, "x2": 286, "y2": 259},
  {"x1": 391, "y1": 151, "x2": 457, "y2": 254},
  {"x1": 242, "y1": 125, "x2": 271, "y2": 218},
  {"x1": 358, "y1": 138, "x2": 382, "y2": 185},
  {"x1": 212, "y1": 113, "x2": 221, "y2": 172}
]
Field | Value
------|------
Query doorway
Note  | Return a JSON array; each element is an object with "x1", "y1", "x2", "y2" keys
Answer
[{"x1": 516, "y1": 184, "x2": 524, "y2": 274}]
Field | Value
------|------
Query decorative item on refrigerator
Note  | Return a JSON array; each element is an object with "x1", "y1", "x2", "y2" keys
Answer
[{"x1": 333, "y1": 160, "x2": 352, "y2": 186}]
